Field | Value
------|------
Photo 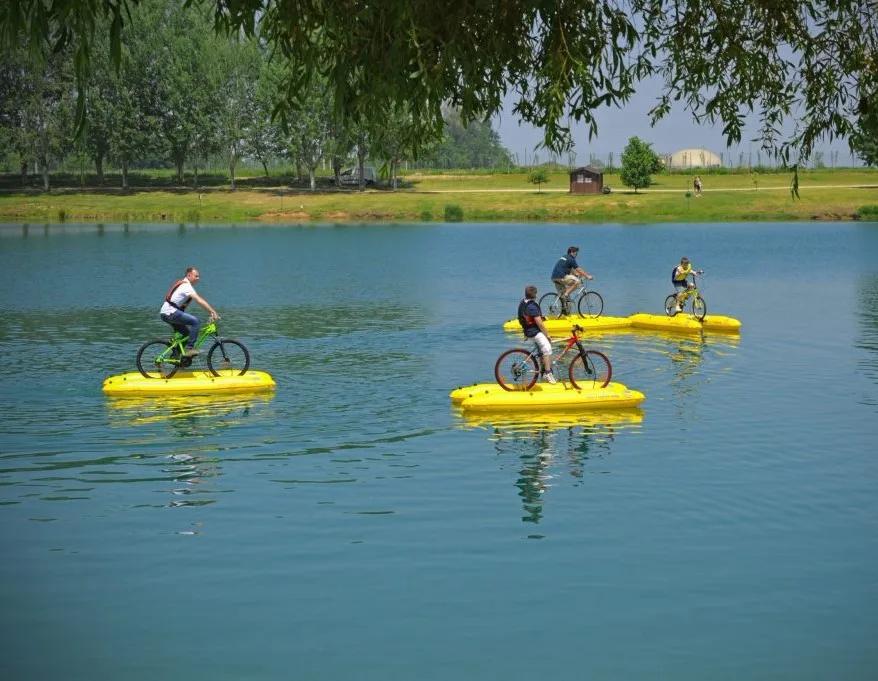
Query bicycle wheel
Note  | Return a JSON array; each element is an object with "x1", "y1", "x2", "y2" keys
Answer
[
  {"x1": 692, "y1": 295, "x2": 707, "y2": 321},
  {"x1": 207, "y1": 339, "x2": 250, "y2": 377},
  {"x1": 568, "y1": 350, "x2": 612, "y2": 389},
  {"x1": 577, "y1": 291, "x2": 604, "y2": 318},
  {"x1": 136, "y1": 339, "x2": 179, "y2": 379},
  {"x1": 538, "y1": 292, "x2": 565, "y2": 318},
  {"x1": 664, "y1": 294, "x2": 678, "y2": 316},
  {"x1": 494, "y1": 348, "x2": 539, "y2": 391}
]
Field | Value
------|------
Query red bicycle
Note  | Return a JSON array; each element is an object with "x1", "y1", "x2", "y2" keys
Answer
[{"x1": 494, "y1": 324, "x2": 612, "y2": 391}]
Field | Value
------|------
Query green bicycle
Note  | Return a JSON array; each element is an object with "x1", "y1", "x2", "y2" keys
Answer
[{"x1": 135, "y1": 320, "x2": 250, "y2": 379}]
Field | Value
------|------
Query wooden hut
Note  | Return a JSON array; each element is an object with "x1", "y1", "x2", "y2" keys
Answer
[{"x1": 569, "y1": 166, "x2": 603, "y2": 194}]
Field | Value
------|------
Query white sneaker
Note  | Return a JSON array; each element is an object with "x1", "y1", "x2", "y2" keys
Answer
[
  {"x1": 673, "y1": 306, "x2": 682, "y2": 313},
  {"x1": 545, "y1": 372, "x2": 558, "y2": 384}
]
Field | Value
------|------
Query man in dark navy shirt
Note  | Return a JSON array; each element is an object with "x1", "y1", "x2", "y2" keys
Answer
[
  {"x1": 551, "y1": 246, "x2": 593, "y2": 314},
  {"x1": 517, "y1": 285, "x2": 557, "y2": 383}
]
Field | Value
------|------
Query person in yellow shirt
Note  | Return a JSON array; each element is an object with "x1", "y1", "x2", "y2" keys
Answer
[{"x1": 670, "y1": 257, "x2": 703, "y2": 312}]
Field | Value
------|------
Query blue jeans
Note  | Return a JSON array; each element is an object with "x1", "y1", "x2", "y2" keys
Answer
[{"x1": 161, "y1": 311, "x2": 199, "y2": 348}]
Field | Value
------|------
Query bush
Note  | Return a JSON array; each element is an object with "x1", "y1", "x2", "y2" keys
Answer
[
  {"x1": 420, "y1": 208, "x2": 433, "y2": 222},
  {"x1": 444, "y1": 204, "x2": 464, "y2": 222},
  {"x1": 856, "y1": 205, "x2": 878, "y2": 220}
]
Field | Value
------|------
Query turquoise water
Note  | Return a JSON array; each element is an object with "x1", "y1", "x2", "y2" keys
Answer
[{"x1": 1, "y1": 221, "x2": 877, "y2": 680}]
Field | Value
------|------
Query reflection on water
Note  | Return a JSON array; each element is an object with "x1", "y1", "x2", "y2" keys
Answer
[
  {"x1": 454, "y1": 408, "x2": 643, "y2": 528},
  {"x1": 857, "y1": 273, "x2": 878, "y2": 404},
  {"x1": 106, "y1": 393, "x2": 275, "y2": 430}
]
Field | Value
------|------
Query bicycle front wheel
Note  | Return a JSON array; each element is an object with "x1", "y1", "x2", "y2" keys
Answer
[
  {"x1": 568, "y1": 350, "x2": 612, "y2": 389},
  {"x1": 207, "y1": 339, "x2": 250, "y2": 377},
  {"x1": 664, "y1": 294, "x2": 678, "y2": 317},
  {"x1": 494, "y1": 348, "x2": 539, "y2": 391},
  {"x1": 136, "y1": 339, "x2": 179, "y2": 379},
  {"x1": 538, "y1": 292, "x2": 565, "y2": 318},
  {"x1": 577, "y1": 291, "x2": 604, "y2": 318},
  {"x1": 692, "y1": 295, "x2": 707, "y2": 321}
]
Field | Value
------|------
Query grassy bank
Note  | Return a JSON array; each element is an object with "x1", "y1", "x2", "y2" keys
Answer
[{"x1": 1, "y1": 170, "x2": 876, "y2": 224}]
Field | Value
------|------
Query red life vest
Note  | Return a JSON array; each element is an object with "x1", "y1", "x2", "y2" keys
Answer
[{"x1": 165, "y1": 279, "x2": 191, "y2": 311}]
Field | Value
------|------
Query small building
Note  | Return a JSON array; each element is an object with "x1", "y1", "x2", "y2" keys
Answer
[{"x1": 569, "y1": 166, "x2": 603, "y2": 194}]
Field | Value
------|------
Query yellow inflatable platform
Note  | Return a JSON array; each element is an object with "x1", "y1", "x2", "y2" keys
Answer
[
  {"x1": 502, "y1": 312, "x2": 741, "y2": 335},
  {"x1": 102, "y1": 370, "x2": 276, "y2": 396},
  {"x1": 628, "y1": 313, "x2": 741, "y2": 334},
  {"x1": 502, "y1": 315, "x2": 632, "y2": 333},
  {"x1": 450, "y1": 380, "x2": 645, "y2": 412}
]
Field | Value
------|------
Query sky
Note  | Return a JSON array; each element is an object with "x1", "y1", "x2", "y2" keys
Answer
[{"x1": 491, "y1": 79, "x2": 861, "y2": 168}]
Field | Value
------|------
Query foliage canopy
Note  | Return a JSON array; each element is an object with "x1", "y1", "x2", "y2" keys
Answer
[{"x1": 2, "y1": 0, "x2": 876, "y2": 165}]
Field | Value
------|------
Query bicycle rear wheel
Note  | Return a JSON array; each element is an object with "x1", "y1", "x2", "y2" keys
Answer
[
  {"x1": 692, "y1": 295, "x2": 707, "y2": 321},
  {"x1": 494, "y1": 348, "x2": 539, "y2": 391},
  {"x1": 568, "y1": 350, "x2": 612, "y2": 389},
  {"x1": 664, "y1": 294, "x2": 678, "y2": 316},
  {"x1": 538, "y1": 292, "x2": 565, "y2": 318},
  {"x1": 136, "y1": 339, "x2": 179, "y2": 378},
  {"x1": 207, "y1": 339, "x2": 250, "y2": 376},
  {"x1": 577, "y1": 291, "x2": 604, "y2": 318}
]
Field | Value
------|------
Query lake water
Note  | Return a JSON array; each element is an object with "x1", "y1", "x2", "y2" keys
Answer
[{"x1": 1, "y1": 221, "x2": 877, "y2": 681}]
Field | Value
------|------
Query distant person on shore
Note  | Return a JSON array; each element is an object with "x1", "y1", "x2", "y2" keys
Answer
[
  {"x1": 694, "y1": 175, "x2": 703, "y2": 196},
  {"x1": 518, "y1": 285, "x2": 557, "y2": 384},
  {"x1": 550, "y1": 246, "x2": 593, "y2": 315},
  {"x1": 160, "y1": 267, "x2": 219, "y2": 357},
  {"x1": 671, "y1": 257, "x2": 703, "y2": 312}
]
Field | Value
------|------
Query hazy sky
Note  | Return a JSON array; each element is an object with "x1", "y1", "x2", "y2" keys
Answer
[{"x1": 491, "y1": 79, "x2": 859, "y2": 167}]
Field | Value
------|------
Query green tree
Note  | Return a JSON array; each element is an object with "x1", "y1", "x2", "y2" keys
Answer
[
  {"x1": 527, "y1": 168, "x2": 549, "y2": 193},
  {"x1": 620, "y1": 136, "x2": 657, "y2": 193},
  {"x1": 850, "y1": 91, "x2": 878, "y2": 165},
  {"x1": 4, "y1": 0, "x2": 874, "y2": 170}
]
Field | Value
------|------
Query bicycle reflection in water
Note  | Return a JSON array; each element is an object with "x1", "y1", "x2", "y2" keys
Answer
[{"x1": 455, "y1": 410, "x2": 643, "y2": 527}]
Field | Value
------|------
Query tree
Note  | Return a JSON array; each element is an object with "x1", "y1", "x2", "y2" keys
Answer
[
  {"x1": 527, "y1": 168, "x2": 549, "y2": 193},
  {"x1": 620, "y1": 136, "x2": 657, "y2": 193},
  {"x1": 4, "y1": 0, "x2": 875, "y2": 172},
  {"x1": 850, "y1": 91, "x2": 878, "y2": 166}
]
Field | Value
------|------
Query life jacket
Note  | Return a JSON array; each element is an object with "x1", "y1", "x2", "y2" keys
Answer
[
  {"x1": 517, "y1": 298, "x2": 539, "y2": 336},
  {"x1": 165, "y1": 278, "x2": 191, "y2": 311},
  {"x1": 671, "y1": 263, "x2": 692, "y2": 283}
]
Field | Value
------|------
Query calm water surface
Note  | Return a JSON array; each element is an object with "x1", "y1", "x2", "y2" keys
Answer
[{"x1": 1, "y1": 221, "x2": 877, "y2": 680}]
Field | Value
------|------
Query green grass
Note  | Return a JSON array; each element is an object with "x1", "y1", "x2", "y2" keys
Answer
[{"x1": 0, "y1": 169, "x2": 875, "y2": 224}]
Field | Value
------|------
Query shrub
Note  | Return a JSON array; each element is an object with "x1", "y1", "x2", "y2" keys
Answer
[{"x1": 444, "y1": 204, "x2": 464, "y2": 222}]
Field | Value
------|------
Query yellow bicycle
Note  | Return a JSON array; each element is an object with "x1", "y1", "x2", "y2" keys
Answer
[{"x1": 664, "y1": 271, "x2": 706, "y2": 320}]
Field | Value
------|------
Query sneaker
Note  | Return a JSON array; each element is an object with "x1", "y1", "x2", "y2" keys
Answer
[
  {"x1": 183, "y1": 348, "x2": 199, "y2": 357},
  {"x1": 545, "y1": 372, "x2": 558, "y2": 385},
  {"x1": 673, "y1": 306, "x2": 682, "y2": 313}
]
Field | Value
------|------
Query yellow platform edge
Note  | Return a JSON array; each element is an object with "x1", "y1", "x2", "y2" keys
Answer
[
  {"x1": 450, "y1": 380, "x2": 645, "y2": 412},
  {"x1": 102, "y1": 369, "x2": 276, "y2": 396}
]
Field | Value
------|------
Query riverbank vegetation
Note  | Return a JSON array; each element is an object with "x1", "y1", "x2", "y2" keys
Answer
[{"x1": 1, "y1": 168, "x2": 875, "y2": 225}]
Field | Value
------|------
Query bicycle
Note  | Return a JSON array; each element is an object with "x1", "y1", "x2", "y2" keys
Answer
[
  {"x1": 539, "y1": 277, "x2": 604, "y2": 318},
  {"x1": 135, "y1": 319, "x2": 250, "y2": 379},
  {"x1": 494, "y1": 324, "x2": 612, "y2": 391},
  {"x1": 664, "y1": 271, "x2": 706, "y2": 320}
]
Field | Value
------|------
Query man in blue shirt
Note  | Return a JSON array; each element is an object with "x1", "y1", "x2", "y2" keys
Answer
[
  {"x1": 517, "y1": 285, "x2": 557, "y2": 383},
  {"x1": 551, "y1": 246, "x2": 593, "y2": 314}
]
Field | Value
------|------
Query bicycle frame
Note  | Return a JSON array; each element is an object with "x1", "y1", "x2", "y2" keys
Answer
[
  {"x1": 494, "y1": 324, "x2": 612, "y2": 391},
  {"x1": 159, "y1": 320, "x2": 219, "y2": 363}
]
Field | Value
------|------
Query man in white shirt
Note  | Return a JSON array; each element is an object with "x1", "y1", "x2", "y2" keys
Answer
[{"x1": 159, "y1": 267, "x2": 219, "y2": 357}]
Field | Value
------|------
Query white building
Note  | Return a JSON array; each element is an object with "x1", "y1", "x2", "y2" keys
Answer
[{"x1": 666, "y1": 148, "x2": 722, "y2": 169}]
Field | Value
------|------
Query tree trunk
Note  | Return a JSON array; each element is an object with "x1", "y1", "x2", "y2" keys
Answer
[
  {"x1": 42, "y1": 165, "x2": 49, "y2": 192},
  {"x1": 122, "y1": 161, "x2": 129, "y2": 190},
  {"x1": 20, "y1": 160, "x2": 27, "y2": 187},
  {"x1": 357, "y1": 137, "x2": 367, "y2": 192},
  {"x1": 193, "y1": 164, "x2": 199, "y2": 189},
  {"x1": 229, "y1": 147, "x2": 237, "y2": 190},
  {"x1": 309, "y1": 168, "x2": 316, "y2": 191},
  {"x1": 94, "y1": 153, "x2": 105, "y2": 185},
  {"x1": 261, "y1": 159, "x2": 269, "y2": 176}
]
